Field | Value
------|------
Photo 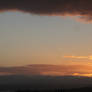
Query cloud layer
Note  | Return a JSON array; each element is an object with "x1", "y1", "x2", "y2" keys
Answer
[
  {"x1": 0, "y1": 0, "x2": 92, "y2": 22},
  {"x1": 0, "y1": 64, "x2": 92, "y2": 77}
]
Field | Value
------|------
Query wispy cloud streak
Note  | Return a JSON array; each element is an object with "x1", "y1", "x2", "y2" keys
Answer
[{"x1": 64, "y1": 55, "x2": 92, "y2": 60}]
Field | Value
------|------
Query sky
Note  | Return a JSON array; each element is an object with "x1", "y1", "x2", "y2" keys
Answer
[
  {"x1": 0, "y1": 0, "x2": 92, "y2": 77},
  {"x1": 1, "y1": 11, "x2": 92, "y2": 66}
]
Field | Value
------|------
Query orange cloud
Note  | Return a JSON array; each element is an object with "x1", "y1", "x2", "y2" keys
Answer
[
  {"x1": 73, "y1": 73, "x2": 92, "y2": 77},
  {"x1": 64, "y1": 55, "x2": 92, "y2": 60}
]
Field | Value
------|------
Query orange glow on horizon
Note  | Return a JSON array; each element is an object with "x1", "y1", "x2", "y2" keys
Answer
[
  {"x1": 0, "y1": 64, "x2": 92, "y2": 77},
  {"x1": 73, "y1": 73, "x2": 92, "y2": 77}
]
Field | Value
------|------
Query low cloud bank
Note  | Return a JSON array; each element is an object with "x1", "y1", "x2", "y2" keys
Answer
[{"x1": 0, "y1": 64, "x2": 92, "y2": 77}]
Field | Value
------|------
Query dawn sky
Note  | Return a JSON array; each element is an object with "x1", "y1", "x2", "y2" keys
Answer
[
  {"x1": 0, "y1": 11, "x2": 92, "y2": 67},
  {"x1": 1, "y1": 0, "x2": 92, "y2": 77}
]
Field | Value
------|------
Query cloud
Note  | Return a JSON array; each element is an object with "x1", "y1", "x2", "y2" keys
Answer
[
  {"x1": 0, "y1": 64, "x2": 92, "y2": 77},
  {"x1": 64, "y1": 55, "x2": 92, "y2": 60},
  {"x1": 73, "y1": 73, "x2": 92, "y2": 77},
  {"x1": 0, "y1": 0, "x2": 92, "y2": 22}
]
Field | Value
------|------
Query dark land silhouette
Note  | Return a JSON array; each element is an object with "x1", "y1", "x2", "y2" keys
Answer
[
  {"x1": 0, "y1": 87, "x2": 92, "y2": 92},
  {"x1": 0, "y1": 75, "x2": 92, "y2": 92}
]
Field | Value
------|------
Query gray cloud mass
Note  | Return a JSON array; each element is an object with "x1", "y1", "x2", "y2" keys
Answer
[{"x1": 0, "y1": 0, "x2": 92, "y2": 22}]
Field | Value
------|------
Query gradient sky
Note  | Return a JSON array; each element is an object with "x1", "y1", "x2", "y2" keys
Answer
[{"x1": 0, "y1": 11, "x2": 92, "y2": 67}]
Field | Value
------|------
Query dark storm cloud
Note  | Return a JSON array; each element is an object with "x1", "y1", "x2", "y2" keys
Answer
[{"x1": 0, "y1": 0, "x2": 92, "y2": 22}]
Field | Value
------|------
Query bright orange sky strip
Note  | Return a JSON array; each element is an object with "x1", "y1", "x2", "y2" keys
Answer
[{"x1": 64, "y1": 55, "x2": 92, "y2": 60}]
